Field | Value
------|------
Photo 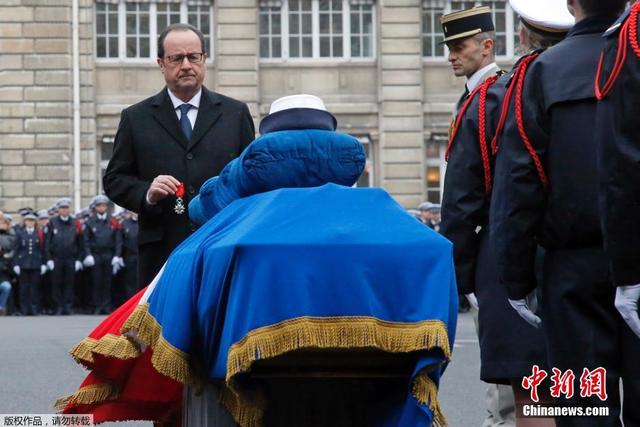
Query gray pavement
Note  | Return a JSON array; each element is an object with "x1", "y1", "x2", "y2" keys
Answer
[{"x1": 0, "y1": 312, "x2": 485, "y2": 426}]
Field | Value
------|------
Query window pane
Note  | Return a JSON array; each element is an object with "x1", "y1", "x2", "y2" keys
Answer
[
  {"x1": 290, "y1": 14, "x2": 299, "y2": 32},
  {"x1": 126, "y1": 37, "x2": 136, "y2": 57},
  {"x1": 126, "y1": 15, "x2": 136, "y2": 33},
  {"x1": 260, "y1": 37, "x2": 270, "y2": 57},
  {"x1": 422, "y1": 6, "x2": 445, "y2": 58},
  {"x1": 260, "y1": 14, "x2": 269, "y2": 35},
  {"x1": 351, "y1": 13, "x2": 360, "y2": 33},
  {"x1": 109, "y1": 12, "x2": 118, "y2": 32},
  {"x1": 320, "y1": 36, "x2": 330, "y2": 56},
  {"x1": 140, "y1": 37, "x2": 149, "y2": 57},
  {"x1": 97, "y1": 13, "x2": 106, "y2": 34},
  {"x1": 319, "y1": 0, "x2": 329, "y2": 10},
  {"x1": 332, "y1": 0, "x2": 341, "y2": 10},
  {"x1": 109, "y1": 36, "x2": 119, "y2": 57},
  {"x1": 332, "y1": 36, "x2": 342, "y2": 56},
  {"x1": 303, "y1": 14, "x2": 312, "y2": 33},
  {"x1": 351, "y1": 36, "x2": 360, "y2": 57},
  {"x1": 301, "y1": 0, "x2": 311, "y2": 11},
  {"x1": 140, "y1": 14, "x2": 149, "y2": 33},
  {"x1": 320, "y1": 14, "x2": 330, "y2": 32},
  {"x1": 273, "y1": 13, "x2": 281, "y2": 33},
  {"x1": 158, "y1": 15, "x2": 168, "y2": 32},
  {"x1": 302, "y1": 36, "x2": 312, "y2": 57},
  {"x1": 333, "y1": 14, "x2": 342, "y2": 32},
  {"x1": 290, "y1": 38, "x2": 299, "y2": 57},
  {"x1": 97, "y1": 37, "x2": 106, "y2": 57},
  {"x1": 273, "y1": 37, "x2": 281, "y2": 57}
]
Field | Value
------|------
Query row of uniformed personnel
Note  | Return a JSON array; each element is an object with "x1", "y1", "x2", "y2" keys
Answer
[
  {"x1": 0, "y1": 196, "x2": 139, "y2": 315},
  {"x1": 440, "y1": 0, "x2": 640, "y2": 425}
]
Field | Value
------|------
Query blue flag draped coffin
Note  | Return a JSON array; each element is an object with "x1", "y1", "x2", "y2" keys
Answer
[{"x1": 127, "y1": 182, "x2": 458, "y2": 427}]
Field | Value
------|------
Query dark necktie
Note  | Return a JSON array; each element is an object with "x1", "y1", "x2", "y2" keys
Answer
[{"x1": 179, "y1": 103, "x2": 193, "y2": 140}]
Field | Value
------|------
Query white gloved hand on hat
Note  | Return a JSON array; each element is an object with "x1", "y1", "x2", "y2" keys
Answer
[
  {"x1": 40, "y1": 265, "x2": 47, "y2": 275},
  {"x1": 74, "y1": 260, "x2": 83, "y2": 272},
  {"x1": 83, "y1": 255, "x2": 95, "y2": 268},
  {"x1": 615, "y1": 284, "x2": 640, "y2": 339},
  {"x1": 13, "y1": 265, "x2": 20, "y2": 276},
  {"x1": 509, "y1": 290, "x2": 541, "y2": 329},
  {"x1": 47, "y1": 260, "x2": 55, "y2": 271}
]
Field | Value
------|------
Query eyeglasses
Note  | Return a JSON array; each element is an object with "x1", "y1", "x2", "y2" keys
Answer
[{"x1": 165, "y1": 52, "x2": 205, "y2": 65}]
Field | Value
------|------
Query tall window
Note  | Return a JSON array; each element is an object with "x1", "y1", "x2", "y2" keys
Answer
[
  {"x1": 422, "y1": 0, "x2": 518, "y2": 60},
  {"x1": 95, "y1": 0, "x2": 214, "y2": 61},
  {"x1": 259, "y1": 0, "x2": 376, "y2": 60},
  {"x1": 96, "y1": 2, "x2": 119, "y2": 58},
  {"x1": 125, "y1": 3, "x2": 150, "y2": 58},
  {"x1": 425, "y1": 134, "x2": 447, "y2": 203},
  {"x1": 350, "y1": 2, "x2": 373, "y2": 57},
  {"x1": 259, "y1": 3, "x2": 282, "y2": 58}
]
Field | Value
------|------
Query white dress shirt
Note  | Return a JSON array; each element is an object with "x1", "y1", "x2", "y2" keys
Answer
[
  {"x1": 167, "y1": 88, "x2": 202, "y2": 130},
  {"x1": 466, "y1": 62, "x2": 499, "y2": 93}
]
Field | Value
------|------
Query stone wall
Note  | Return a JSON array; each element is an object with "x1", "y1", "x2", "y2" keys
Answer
[{"x1": 0, "y1": 0, "x2": 96, "y2": 214}]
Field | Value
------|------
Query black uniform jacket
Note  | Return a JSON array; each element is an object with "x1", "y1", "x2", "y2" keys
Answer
[
  {"x1": 83, "y1": 215, "x2": 123, "y2": 258},
  {"x1": 596, "y1": 6, "x2": 640, "y2": 287},
  {"x1": 490, "y1": 16, "x2": 617, "y2": 300},
  {"x1": 441, "y1": 64, "x2": 515, "y2": 295},
  {"x1": 13, "y1": 228, "x2": 44, "y2": 270},
  {"x1": 103, "y1": 86, "x2": 255, "y2": 286},
  {"x1": 45, "y1": 216, "x2": 84, "y2": 261}
]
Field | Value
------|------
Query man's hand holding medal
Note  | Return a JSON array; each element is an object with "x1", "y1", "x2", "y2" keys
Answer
[{"x1": 147, "y1": 175, "x2": 186, "y2": 214}]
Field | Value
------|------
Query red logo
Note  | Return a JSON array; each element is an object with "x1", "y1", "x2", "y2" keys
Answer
[
  {"x1": 550, "y1": 368, "x2": 575, "y2": 399},
  {"x1": 579, "y1": 367, "x2": 608, "y2": 401},
  {"x1": 522, "y1": 365, "x2": 548, "y2": 402}
]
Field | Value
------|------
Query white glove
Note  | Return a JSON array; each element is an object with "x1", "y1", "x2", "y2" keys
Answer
[
  {"x1": 615, "y1": 284, "x2": 640, "y2": 339},
  {"x1": 13, "y1": 265, "x2": 20, "y2": 276},
  {"x1": 74, "y1": 260, "x2": 83, "y2": 272},
  {"x1": 465, "y1": 293, "x2": 479, "y2": 310},
  {"x1": 83, "y1": 255, "x2": 95, "y2": 268},
  {"x1": 40, "y1": 265, "x2": 47, "y2": 275},
  {"x1": 111, "y1": 256, "x2": 123, "y2": 275},
  {"x1": 47, "y1": 260, "x2": 55, "y2": 271},
  {"x1": 509, "y1": 290, "x2": 541, "y2": 329}
]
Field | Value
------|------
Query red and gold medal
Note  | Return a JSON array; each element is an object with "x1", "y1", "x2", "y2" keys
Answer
[{"x1": 174, "y1": 182, "x2": 186, "y2": 215}]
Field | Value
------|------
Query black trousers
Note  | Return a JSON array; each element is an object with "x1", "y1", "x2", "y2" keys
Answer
[
  {"x1": 543, "y1": 246, "x2": 640, "y2": 427},
  {"x1": 51, "y1": 259, "x2": 75, "y2": 313},
  {"x1": 18, "y1": 269, "x2": 40, "y2": 315},
  {"x1": 91, "y1": 254, "x2": 112, "y2": 313},
  {"x1": 124, "y1": 256, "x2": 139, "y2": 300}
]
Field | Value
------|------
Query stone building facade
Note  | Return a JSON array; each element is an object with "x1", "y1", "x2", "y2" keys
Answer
[{"x1": 0, "y1": 0, "x2": 519, "y2": 214}]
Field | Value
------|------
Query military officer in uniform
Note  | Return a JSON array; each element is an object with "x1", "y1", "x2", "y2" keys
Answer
[
  {"x1": 12, "y1": 213, "x2": 47, "y2": 316},
  {"x1": 36, "y1": 209, "x2": 53, "y2": 314},
  {"x1": 83, "y1": 195, "x2": 123, "y2": 315},
  {"x1": 118, "y1": 210, "x2": 138, "y2": 300},
  {"x1": 595, "y1": 2, "x2": 640, "y2": 422},
  {"x1": 442, "y1": 2, "x2": 574, "y2": 424},
  {"x1": 45, "y1": 198, "x2": 85, "y2": 315},
  {"x1": 491, "y1": 1, "x2": 637, "y2": 425},
  {"x1": 438, "y1": 7, "x2": 515, "y2": 426}
]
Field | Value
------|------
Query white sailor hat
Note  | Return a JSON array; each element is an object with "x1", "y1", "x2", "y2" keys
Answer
[
  {"x1": 259, "y1": 94, "x2": 337, "y2": 135},
  {"x1": 509, "y1": 0, "x2": 574, "y2": 34},
  {"x1": 23, "y1": 213, "x2": 37, "y2": 221},
  {"x1": 37, "y1": 209, "x2": 49, "y2": 220}
]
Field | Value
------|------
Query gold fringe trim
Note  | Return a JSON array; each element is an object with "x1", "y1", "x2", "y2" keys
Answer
[
  {"x1": 223, "y1": 316, "x2": 451, "y2": 427},
  {"x1": 413, "y1": 371, "x2": 447, "y2": 427},
  {"x1": 226, "y1": 316, "x2": 451, "y2": 380},
  {"x1": 54, "y1": 383, "x2": 118, "y2": 412},
  {"x1": 121, "y1": 303, "x2": 194, "y2": 384},
  {"x1": 70, "y1": 334, "x2": 141, "y2": 365}
]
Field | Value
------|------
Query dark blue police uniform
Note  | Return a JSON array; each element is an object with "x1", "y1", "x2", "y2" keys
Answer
[
  {"x1": 13, "y1": 227, "x2": 44, "y2": 315},
  {"x1": 83, "y1": 214, "x2": 122, "y2": 314},
  {"x1": 45, "y1": 216, "x2": 84, "y2": 314}
]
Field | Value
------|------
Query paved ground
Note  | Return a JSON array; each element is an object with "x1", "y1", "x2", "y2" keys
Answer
[{"x1": 0, "y1": 312, "x2": 485, "y2": 426}]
